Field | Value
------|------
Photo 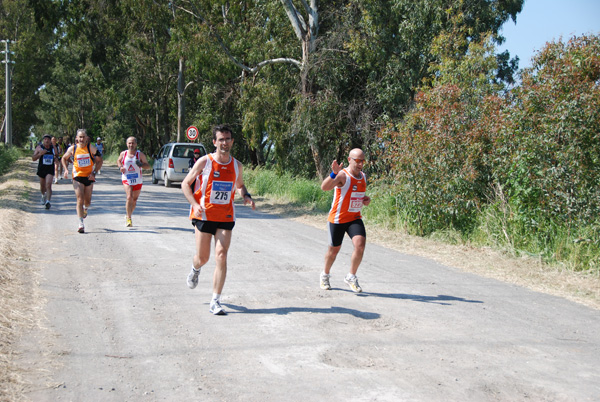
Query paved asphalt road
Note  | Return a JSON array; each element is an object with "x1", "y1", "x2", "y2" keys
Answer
[{"x1": 16, "y1": 164, "x2": 600, "y2": 401}]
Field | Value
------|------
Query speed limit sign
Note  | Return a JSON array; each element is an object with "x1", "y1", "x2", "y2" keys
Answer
[{"x1": 186, "y1": 126, "x2": 199, "y2": 141}]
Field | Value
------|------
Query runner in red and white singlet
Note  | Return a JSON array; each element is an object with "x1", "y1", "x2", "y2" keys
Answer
[{"x1": 118, "y1": 136, "x2": 151, "y2": 227}]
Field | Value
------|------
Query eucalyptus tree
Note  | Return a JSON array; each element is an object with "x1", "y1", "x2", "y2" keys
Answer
[
  {"x1": 171, "y1": 0, "x2": 523, "y2": 178},
  {"x1": 0, "y1": 0, "x2": 58, "y2": 145}
]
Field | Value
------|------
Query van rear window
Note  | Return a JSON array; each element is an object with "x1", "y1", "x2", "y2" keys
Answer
[{"x1": 173, "y1": 145, "x2": 205, "y2": 158}]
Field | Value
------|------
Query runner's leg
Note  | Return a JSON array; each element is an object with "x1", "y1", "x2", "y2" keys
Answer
[
  {"x1": 124, "y1": 184, "x2": 134, "y2": 218},
  {"x1": 45, "y1": 174, "x2": 54, "y2": 201},
  {"x1": 194, "y1": 228, "x2": 212, "y2": 269},
  {"x1": 39, "y1": 176, "x2": 46, "y2": 200},
  {"x1": 72, "y1": 180, "x2": 86, "y2": 218},
  {"x1": 131, "y1": 189, "x2": 142, "y2": 216},
  {"x1": 324, "y1": 245, "x2": 341, "y2": 275},
  {"x1": 83, "y1": 183, "x2": 94, "y2": 210},
  {"x1": 349, "y1": 235, "x2": 366, "y2": 276},
  {"x1": 212, "y1": 229, "x2": 232, "y2": 294}
]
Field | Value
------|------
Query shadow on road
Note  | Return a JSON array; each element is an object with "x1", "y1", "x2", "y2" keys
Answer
[
  {"x1": 357, "y1": 292, "x2": 483, "y2": 305},
  {"x1": 225, "y1": 304, "x2": 380, "y2": 319}
]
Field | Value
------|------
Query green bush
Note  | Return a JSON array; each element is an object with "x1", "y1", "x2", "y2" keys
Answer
[
  {"x1": 0, "y1": 145, "x2": 20, "y2": 176},
  {"x1": 379, "y1": 37, "x2": 504, "y2": 236},
  {"x1": 377, "y1": 34, "x2": 600, "y2": 271}
]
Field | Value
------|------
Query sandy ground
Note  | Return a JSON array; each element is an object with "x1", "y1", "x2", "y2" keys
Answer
[{"x1": 2, "y1": 160, "x2": 600, "y2": 401}]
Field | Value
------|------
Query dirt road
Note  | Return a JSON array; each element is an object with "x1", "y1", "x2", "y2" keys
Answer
[{"x1": 16, "y1": 165, "x2": 600, "y2": 401}]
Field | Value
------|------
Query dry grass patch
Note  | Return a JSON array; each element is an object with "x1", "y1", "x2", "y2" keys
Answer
[{"x1": 0, "y1": 159, "x2": 39, "y2": 401}]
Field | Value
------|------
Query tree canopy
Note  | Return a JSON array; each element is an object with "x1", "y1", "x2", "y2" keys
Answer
[{"x1": 2, "y1": 0, "x2": 522, "y2": 175}]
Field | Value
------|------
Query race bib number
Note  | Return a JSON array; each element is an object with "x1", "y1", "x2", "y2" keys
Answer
[
  {"x1": 76, "y1": 153, "x2": 91, "y2": 167},
  {"x1": 126, "y1": 173, "x2": 139, "y2": 184},
  {"x1": 42, "y1": 153, "x2": 54, "y2": 165},
  {"x1": 210, "y1": 181, "x2": 233, "y2": 204},
  {"x1": 348, "y1": 192, "x2": 365, "y2": 212}
]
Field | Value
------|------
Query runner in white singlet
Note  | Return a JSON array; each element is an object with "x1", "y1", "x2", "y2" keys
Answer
[{"x1": 117, "y1": 136, "x2": 151, "y2": 227}]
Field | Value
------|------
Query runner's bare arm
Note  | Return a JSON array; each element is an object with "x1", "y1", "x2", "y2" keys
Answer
[
  {"x1": 182, "y1": 155, "x2": 208, "y2": 215},
  {"x1": 117, "y1": 152, "x2": 125, "y2": 173},
  {"x1": 90, "y1": 145, "x2": 101, "y2": 175},
  {"x1": 321, "y1": 160, "x2": 346, "y2": 191},
  {"x1": 138, "y1": 152, "x2": 151, "y2": 170},
  {"x1": 236, "y1": 162, "x2": 256, "y2": 210},
  {"x1": 363, "y1": 173, "x2": 371, "y2": 206},
  {"x1": 32, "y1": 145, "x2": 46, "y2": 161},
  {"x1": 61, "y1": 146, "x2": 74, "y2": 177}
]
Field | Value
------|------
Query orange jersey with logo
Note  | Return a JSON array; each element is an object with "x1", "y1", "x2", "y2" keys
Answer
[
  {"x1": 328, "y1": 168, "x2": 367, "y2": 224},
  {"x1": 73, "y1": 144, "x2": 94, "y2": 177},
  {"x1": 189, "y1": 154, "x2": 239, "y2": 222}
]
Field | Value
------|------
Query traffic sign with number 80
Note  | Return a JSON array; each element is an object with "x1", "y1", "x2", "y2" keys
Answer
[{"x1": 186, "y1": 126, "x2": 199, "y2": 141}]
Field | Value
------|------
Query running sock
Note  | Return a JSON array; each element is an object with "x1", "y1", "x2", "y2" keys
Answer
[
  {"x1": 212, "y1": 293, "x2": 221, "y2": 302},
  {"x1": 78, "y1": 217, "x2": 84, "y2": 225}
]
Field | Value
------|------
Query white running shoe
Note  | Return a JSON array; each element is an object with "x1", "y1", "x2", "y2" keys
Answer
[
  {"x1": 344, "y1": 275, "x2": 362, "y2": 293},
  {"x1": 187, "y1": 268, "x2": 200, "y2": 289},
  {"x1": 209, "y1": 300, "x2": 226, "y2": 315},
  {"x1": 41, "y1": 194, "x2": 46, "y2": 205},
  {"x1": 320, "y1": 273, "x2": 331, "y2": 290}
]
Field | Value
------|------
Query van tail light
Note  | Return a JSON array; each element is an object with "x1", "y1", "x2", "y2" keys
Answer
[{"x1": 168, "y1": 158, "x2": 174, "y2": 168}]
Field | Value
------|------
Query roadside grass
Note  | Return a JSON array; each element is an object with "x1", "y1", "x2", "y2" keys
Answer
[
  {"x1": 245, "y1": 167, "x2": 331, "y2": 212},
  {"x1": 245, "y1": 167, "x2": 600, "y2": 276},
  {"x1": 0, "y1": 144, "x2": 20, "y2": 176}
]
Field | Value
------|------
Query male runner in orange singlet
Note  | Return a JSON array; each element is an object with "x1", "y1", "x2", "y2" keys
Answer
[
  {"x1": 181, "y1": 124, "x2": 256, "y2": 315},
  {"x1": 320, "y1": 148, "x2": 371, "y2": 293}
]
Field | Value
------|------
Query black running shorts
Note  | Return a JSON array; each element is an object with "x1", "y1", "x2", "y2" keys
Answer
[
  {"x1": 73, "y1": 176, "x2": 95, "y2": 187},
  {"x1": 328, "y1": 219, "x2": 366, "y2": 247},
  {"x1": 192, "y1": 219, "x2": 235, "y2": 234}
]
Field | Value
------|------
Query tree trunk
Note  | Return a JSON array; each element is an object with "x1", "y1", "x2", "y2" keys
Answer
[
  {"x1": 301, "y1": 38, "x2": 326, "y2": 179},
  {"x1": 177, "y1": 57, "x2": 185, "y2": 142},
  {"x1": 308, "y1": 131, "x2": 327, "y2": 180}
]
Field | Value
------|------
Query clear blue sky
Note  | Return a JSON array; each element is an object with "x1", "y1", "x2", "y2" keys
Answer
[{"x1": 498, "y1": 0, "x2": 600, "y2": 70}]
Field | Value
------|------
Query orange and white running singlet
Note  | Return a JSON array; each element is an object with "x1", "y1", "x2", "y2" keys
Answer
[
  {"x1": 189, "y1": 154, "x2": 239, "y2": 222},
  {"x1": 120, "y1": 150, "x2": 143, "y2": 186},
  {"x1": 73, "y1": 145, "x2": 94, "y2": 178},
  {"x1": 328, "y1": 168, "x2": 367, "y2": 224}
]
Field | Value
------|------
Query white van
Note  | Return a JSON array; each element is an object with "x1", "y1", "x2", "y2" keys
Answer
[{"x1": 152, "y1": 142, "x2": 207, "y2": 187}]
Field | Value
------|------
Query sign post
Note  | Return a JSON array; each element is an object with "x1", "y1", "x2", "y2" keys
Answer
[{"x1": 186, "y1": 126, "x2": 199, "y2": 141}]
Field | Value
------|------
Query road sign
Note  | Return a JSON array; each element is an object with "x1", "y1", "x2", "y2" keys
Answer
[{"x1": 186, "y1": 126, "x2": 199, "y2": 141}]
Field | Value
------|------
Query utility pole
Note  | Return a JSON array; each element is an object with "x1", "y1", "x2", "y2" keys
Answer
[
  {"x1": 1, "y1": 40, "x2": 15, "y2": 145},
  {"x1": 177, "y1": 57, "x2": 185, "y2": 142}
]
